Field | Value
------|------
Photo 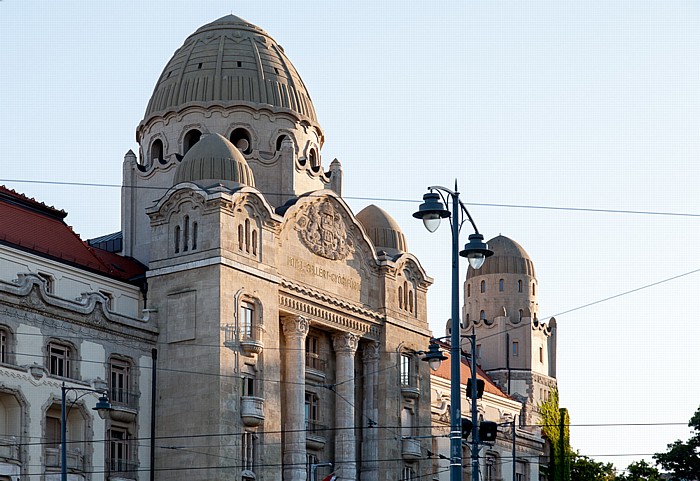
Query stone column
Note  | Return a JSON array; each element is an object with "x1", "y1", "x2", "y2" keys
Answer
[
  {"x1": 332, "y1": 332, "x2": 360, "y2": 481},
  {"x1": 282, "y1": 316, "x2": 310, "y2": 481},
  {"x1": 360, "y1": 342, "x2": 380, "y2": 481}
]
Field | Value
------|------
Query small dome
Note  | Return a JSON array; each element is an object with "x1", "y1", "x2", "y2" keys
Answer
[
  {"x1": 466, "y1": 235, "x2": 535, "y2": 278},
  {"x1": 174, "y1": 133, "x2": 255, "y2": 187},
  {"x1": 142, "y1": 14, "x2": 318, "y2": 123},
  {"x1": 356, "y1": 205, "x2": 407, "y2": 255}
]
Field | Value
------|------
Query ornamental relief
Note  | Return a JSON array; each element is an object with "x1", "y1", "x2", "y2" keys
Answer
[{"x1": 295, "y1": 199, "x2": 354, "y2": 260}]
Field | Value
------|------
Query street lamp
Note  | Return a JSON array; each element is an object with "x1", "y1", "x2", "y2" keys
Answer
[
  {"x1": 61, "y1": 382, "x2": 112, "y2": 481},
  {"x1": 413, "y1": 184, "x2": 493, "y2": 481}
]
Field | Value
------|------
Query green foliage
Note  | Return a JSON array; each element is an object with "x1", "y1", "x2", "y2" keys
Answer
[
  {"x1": 654, "y1": 405, "x2": 700, "y2": 481},
  {"x1": 539, "y1": 388, "x2": 571, "y2": 481},
  {"x1": 617, "y1": 460, "x2": 663, "y2": 481},
  {"x1": 570, "y1": 452, "x2": 616, "y2": 481}
]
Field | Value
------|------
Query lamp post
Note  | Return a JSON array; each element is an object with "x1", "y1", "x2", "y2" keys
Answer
[
  {"x1": 414, "y1": 185, "x2": 493, "y2": 481},
  {"x1": 61, "y1": 382, "x2": 112, "y2": 481}
]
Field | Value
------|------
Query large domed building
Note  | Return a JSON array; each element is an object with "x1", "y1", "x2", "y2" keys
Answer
[{"x1": 120, "y1": 14, "x2": 434, "y2": 481}]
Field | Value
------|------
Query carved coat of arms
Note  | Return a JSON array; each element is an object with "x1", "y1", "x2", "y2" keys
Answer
[{"x1": 296, "y1": 200, "x2": 353, "y2": 260}]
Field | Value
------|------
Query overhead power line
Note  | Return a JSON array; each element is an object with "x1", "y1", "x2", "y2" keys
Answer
[{"x1": 3, "y1": 177, "x2": 700, "y2": 218}]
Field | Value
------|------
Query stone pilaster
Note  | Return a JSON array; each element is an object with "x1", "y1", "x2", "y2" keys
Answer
[
  {"x1": 332, "y1": 332, "x2": 360, "y2": 481},
  {"x1": 360, "y1": 342, "x2": 380, "y2": 481},
  {"x1": 282, "y1": 316, "x2": 310, "y2": 481}
]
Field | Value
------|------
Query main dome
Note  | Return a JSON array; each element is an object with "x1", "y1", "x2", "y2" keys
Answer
[{"x1": 143, "y1": 15, "x2": 317, "y2": 123}]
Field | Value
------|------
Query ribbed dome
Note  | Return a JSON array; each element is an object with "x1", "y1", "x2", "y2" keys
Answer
[
  {"x1": 356, "y1": 205, "x2": 407, "y2": 255},
  {"x1": 174, "y1": 133, "x2": 255, "y2": 187},
  {"x1": 466, "y1": 235, "x2": 535, "y2": 278},
  {"x1": 143, "y1": 15, "x2": 317, "y2": 123}
]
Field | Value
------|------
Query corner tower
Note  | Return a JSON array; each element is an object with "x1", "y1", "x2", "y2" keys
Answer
[
  {"x1": 122, "y1": 15, "x2": 341, "y2": 264},
  {"x1": 460, "y1": 235, "x2": 557, "y2": 427}
]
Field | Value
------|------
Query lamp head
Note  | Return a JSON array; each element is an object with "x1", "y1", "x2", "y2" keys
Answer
[
  {"x1": 413, "y1": 192, "x2": 450, "y2": 232},
  {"x1": 421, "y1": 342, "x2": 448, "y2": 371},
  {"x1": 93, "y1": 393, "x2": 112, "y2": 420},
  {"x1": 459, "y1": 233, "x2": 494, "y2": 270}
]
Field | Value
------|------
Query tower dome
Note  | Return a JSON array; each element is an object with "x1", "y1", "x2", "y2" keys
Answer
[
  {"x1": 174, "y1": 133, "x2": 255, "y2": 187},
  {"x1": 142, "y1": 14, "x2": 317, "y2": 123},
  {"x1": 356, "y1": 205, "x2": 407, "y2": 256},
  {"x1": 466, "y1": 235, "x2": 535, "y2": 279}
]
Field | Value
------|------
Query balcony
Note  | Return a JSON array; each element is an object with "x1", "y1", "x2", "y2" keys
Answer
[
  {"x1": 0, "y1": 436, "x2": 19, "y2": 461},
  {"x1": 109, "y1": 389, "x2": 138, "y2": 423},
  {"x1": 107, "y1": 459, "x2": 139, "y2": 480},
  {"x1": 305, "y1": 354, "x2": 327, "y2": 382},
  {"x1": 222, "y1": 324, "x2": 263, "y2": 356},
  {"x1": 240, "y1": 396, "x2": 265, "y2": 426},
  {"x1": 305, "y1": 419, "x2": 327, "y2": 450},
  {"x1": 401, "y1": 437, "x2": 422, "y2": 460},
  {"x1": 45, "y1": 446, "x2": 84, "y2": 470},
  {"x1": 240, "y1": 338, "x2": 264, "y2": 356},
  {"x1": 400, "y1": 384, "x2": 420, "y2": 399}
]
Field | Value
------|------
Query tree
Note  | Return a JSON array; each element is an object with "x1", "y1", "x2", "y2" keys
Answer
[
  {"x1": 654, "y1": 405, "x2": 700, "y2": 481},
  {"x1": 539, "y1": 388, "x2": 571, "y2": 481},
  {"x1": 618, "y1": 460, "x2": 663, "y2": 481},
  {"x1": 570, "y1": 452, "x2": 616, "y2": 481}
]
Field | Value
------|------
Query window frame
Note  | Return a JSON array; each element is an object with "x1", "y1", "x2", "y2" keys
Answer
[
  {"x1": 400, "y1": 353, "x2": 412, "y2": 387},
  {"x1": 110, "y1": 357, "x2": 132, "y2": 407},
  {"x1": 47, "y1": 341, "x2": 74, "y2": 379},
  {"x1": 108, "y1": 426, "x2": 131, "y2": 474}
]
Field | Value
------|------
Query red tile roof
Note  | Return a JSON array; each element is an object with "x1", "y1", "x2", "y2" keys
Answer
[
  {"x1": 431, "y1": 342, "x2": 512, "y2": 400},
  {"x1": 0, "y1": 186, "x2": 145, "y2": 282}
]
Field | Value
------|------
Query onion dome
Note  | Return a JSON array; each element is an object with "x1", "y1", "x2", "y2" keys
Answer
[
  {"x1": 142, "y1": 14, "x2": 317, "y2": 124},
  {"x1": 356, "y1": 205, "x2": 407, "y2": 255},
  {"x1": 173, "y1": 133, "x2": 255, "y2": 187},
  {"x1": 466, "y1": 235, "x2": 535, "y2": 278}
]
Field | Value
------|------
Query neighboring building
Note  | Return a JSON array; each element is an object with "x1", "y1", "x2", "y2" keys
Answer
[
  {"x1": 442, "y1": 234, "x2": 558, "y2": 480},
  {"x1": 430, "y1": 352, "x2": 545, "y2": 481},
  {"x1": 2, "y1": 14, "x2": 439, "y2": 481},
  {"x1": 0, "y1": 186, "x2": 156, "y2": 481}
]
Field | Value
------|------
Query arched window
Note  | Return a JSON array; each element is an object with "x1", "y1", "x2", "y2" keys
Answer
[
  {"x1": 240, "y1": 301, "x2": 255, "y2": 340},
  {"x1": 150, "y1": 139, "x2": 164, "y2": 164},
  {"x1": 238, "y1": 224, "x2": 244, "y2": 251},
  {"x1": 230, "y1": 128, "x2": 252, "y2": 154},
  {"x1": 467, "y1": 284, "x2": 471, "y2": 297},
  {"x1": 519, "y1": 309, "x2": 524, "y2": 321},
  {"x1": 244, "y1": 219, "x2": 251, "y2": 253},
  {"x1": 499, "y1": 279, "x2": 504, "y2": 292},
  {"x1": 408, "y1": 292, "x2": 414, "y2": 313},
  {"x1": 480, "y1": 310, "x2": 486, "y2": 321},
  {"x1": 517, "y1": 280, "x2": 523, "y2": 293},
  {"x1": 398, "y1": 286, "x2": 403, "y2": 309},
  {"x1": 532, "y1": 282, "x2": 536, "y2": 295},
  {"x1": 174, "y1": 226, "x2": 181, "y2": 253},
  {"x1": 183, "y1": 129, "x2": 201, "y2": 154},
  {"x1": 183, "y1": 216, "x2": 190, "y2": 252},
  {"x1": 480, "y1": 280, "x2": 486, "y2": 293},
  {"x1": 191, "y1": 222, "x2": 198, "y2": 250},
  {"x1": 308, "y1": 148, "x2": 320, "y2": 172},
  {"x1": 251, "y1": 230, "x2": 257, "y2": 256},
  {"x1": 276, "y1": 134, "x2": 290, "y2": 151}
]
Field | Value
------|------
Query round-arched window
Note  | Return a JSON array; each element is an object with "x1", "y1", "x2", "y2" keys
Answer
[
  {"x1": 150, "y1": 139, "x2": 164, "y2": 165},
  {"x1": 230, "y1": 128, "x2": 252, "y2": 154},
  {"x1": 183, "y1": 129, "x2": 201, "y2": 154}
]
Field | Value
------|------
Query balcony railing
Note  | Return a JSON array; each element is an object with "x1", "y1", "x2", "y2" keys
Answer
[
  {"x1": 0, "y1": 436, "x2": 19, "y2": 461},
  {"x1": 240, "y1": 396, "x2": 265, "y2": 426},
  {"x1": 401, "y1": 437, "x2": 422, "y2": 460},
  {"x1": 107, "y1": 459, "x2": 139, "y2": 480},
  {"x1": 45, "y1": 446, "x2": 84, "y2": 470},
  {"x1": 305, "y1": 419, "x2": 328, "y2": 450},
  {"x1": 110, "y1": 389, "x2": 139, "y2": 410}
]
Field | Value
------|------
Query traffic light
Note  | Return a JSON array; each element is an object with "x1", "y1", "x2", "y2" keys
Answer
[
  {"x1": 466, "y1": 378, "x2": 485, "y2": 399},
  {"x1": 479, "y1": 421, "x2": 498, "y2": 443},
  {"x1": 461, "y1": 418, "x2": 473, "y2": 440}
]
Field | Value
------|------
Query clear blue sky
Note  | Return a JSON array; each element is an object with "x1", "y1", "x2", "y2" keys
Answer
[{"x1": 1, "y1": 0, "x2": 699, "y2": 471}]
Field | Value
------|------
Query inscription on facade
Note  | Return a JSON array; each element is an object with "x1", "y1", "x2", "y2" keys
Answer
[{"x1": 287, "y1": 256, "x2": 361, "y2": 291}]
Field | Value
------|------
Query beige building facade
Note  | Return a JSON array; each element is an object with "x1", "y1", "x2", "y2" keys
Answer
[{"x1": 122, "y1": 14, "x2": 435, "y2": 481}]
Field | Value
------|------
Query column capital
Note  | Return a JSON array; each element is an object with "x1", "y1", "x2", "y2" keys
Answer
[
  {"x1": 281, "y1": 315, "x2": 310, "y2": 339},
  {"x1": 332, "y1": 332, "x2": 360, "y2": 354},
  {"x1": 362, "y1": 341, "x2": 380, "y2": 363}
]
